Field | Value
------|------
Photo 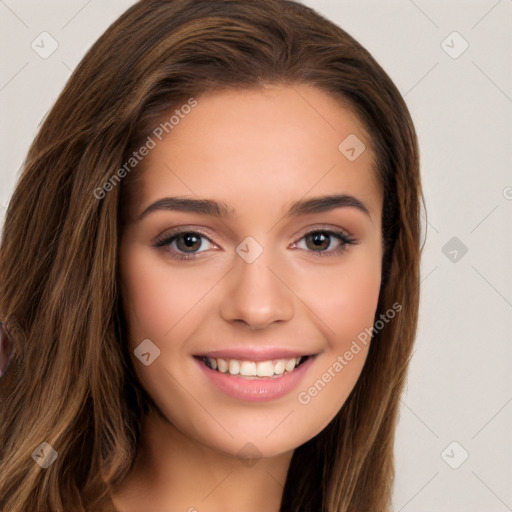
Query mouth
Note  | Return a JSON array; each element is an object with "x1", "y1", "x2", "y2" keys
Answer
[{"x1": 195, "y1": 354, "x2": 311, "y2": 379}]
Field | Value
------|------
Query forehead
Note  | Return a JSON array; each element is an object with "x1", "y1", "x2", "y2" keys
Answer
[{"x1": 131, "y1": 84, "x2": 382, "y2": 222}]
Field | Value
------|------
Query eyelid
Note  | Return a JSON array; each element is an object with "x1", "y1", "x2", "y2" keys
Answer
[
  {"x1": 154, "y1": 226, "x2": 218, "y2": 245},
  {"x1": 154, "y1": 224, "x2": 357, "y2": 259},
  {"x1": 290, "y1": 226, "x2": 357, "y2": 257},
  {"x1": 294, "y1": 223, "x2": 355, "y2": 241},
  {"x1": 153, "y1": 226, "x2": 219, "y2": 254}
]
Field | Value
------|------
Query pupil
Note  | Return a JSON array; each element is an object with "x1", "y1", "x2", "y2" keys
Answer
[
  {"x1": 308, "y1": 233, "x2": 329, "y2": 251},
  {"x1": 179, "y1": 233, "x2": 200, "y2": 251}
]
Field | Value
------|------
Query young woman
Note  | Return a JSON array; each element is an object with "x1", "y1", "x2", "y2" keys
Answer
[{"x1": 0, "y1": 0, "x2": 425, "y2": 511}]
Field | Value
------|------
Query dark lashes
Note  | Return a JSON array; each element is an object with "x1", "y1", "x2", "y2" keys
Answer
[{"x1": 154, "y1": 228, "x2": 356, "y2": 259}]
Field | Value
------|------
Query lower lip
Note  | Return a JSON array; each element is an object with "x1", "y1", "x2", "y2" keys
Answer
[{"x1": 194, "y1": 356, "x2": 316, "y2": 402}]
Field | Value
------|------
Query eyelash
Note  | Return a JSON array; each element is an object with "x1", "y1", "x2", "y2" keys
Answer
[{"x1": 153, "y1": 227, "x2": 356, "y2": 261}]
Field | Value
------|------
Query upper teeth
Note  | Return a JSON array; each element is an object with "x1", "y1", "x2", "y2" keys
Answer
[{"x1": 203, "y1": 356, "x2": 303, "y2": 377}]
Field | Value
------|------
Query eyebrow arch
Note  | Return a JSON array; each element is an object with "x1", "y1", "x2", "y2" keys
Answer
[
  {"x1": 286, "y1": 194, "x2": 371, "y2": 220},
  {"x1": 137, "y1": 194, "x2": 371, "y2": 222},
  {"x1": 137, "y1": 197, "x2": 235, "y2": 221}
]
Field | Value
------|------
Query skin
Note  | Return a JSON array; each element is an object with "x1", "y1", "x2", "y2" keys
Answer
[{"x1": 113, "y1": 83, "x2": 383, "y2": 512}]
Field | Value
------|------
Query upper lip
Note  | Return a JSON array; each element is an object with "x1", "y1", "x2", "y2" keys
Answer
[{"x1": 195, "y1": 347, "x2": 316, "y2": 362}]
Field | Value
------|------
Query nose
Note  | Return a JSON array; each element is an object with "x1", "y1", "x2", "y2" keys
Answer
[{"x1": 219, "y1": 246, "x2": 294, "y2": 330}]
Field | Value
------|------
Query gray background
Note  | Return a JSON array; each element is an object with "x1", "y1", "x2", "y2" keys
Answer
[{"x1": 1, "y1": 1, "x2": 511, "y2": 510}]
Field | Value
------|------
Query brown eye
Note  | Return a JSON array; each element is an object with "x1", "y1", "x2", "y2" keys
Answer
[
  {"x1": 154, "y1": 229, "x2": 217, "y2": 261},
  {"x1": 304, "y1": 232, "x2": 331, "y2": 251},
  {"x1": 175, "y1": 233, "x2": 203, "y2": 252},
  {"x1": 293, "y1": 229, "x2": 356, "y2": 257}
]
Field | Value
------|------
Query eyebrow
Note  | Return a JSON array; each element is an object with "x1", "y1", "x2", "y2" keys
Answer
[{"x1": 137, "y1": 193, "x2": 372, "y2": 222}]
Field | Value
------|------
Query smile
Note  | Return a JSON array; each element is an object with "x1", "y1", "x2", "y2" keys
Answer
[
  {"x1": 194, "y1": 353, "x2": 316, "y2": 401},
  {"x1": 199, "y1": 355, "x2": 309, "y2": 378}
]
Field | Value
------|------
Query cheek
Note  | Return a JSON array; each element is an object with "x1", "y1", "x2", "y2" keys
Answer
[
  {"x1": 336, "y1": 261, "x2": 381, "y2": 340},
  {"x1": 310, "y1": 249, "x2": 382, "y2": 346},
  {"x1": 120, "y1": 246, "x2": 214, "y2": 345},
  {"x1": 293, "y1": 251, "x2": 381, "y2": 425}
]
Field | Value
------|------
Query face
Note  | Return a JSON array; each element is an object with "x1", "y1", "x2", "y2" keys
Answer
[{"x1": 119, "y1": 84, "x2": 383, "y2": 459}]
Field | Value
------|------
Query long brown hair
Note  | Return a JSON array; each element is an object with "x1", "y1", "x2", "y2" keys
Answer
[{"x1": 0, "y1": 0, "x2": 424, "y2": 510}]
